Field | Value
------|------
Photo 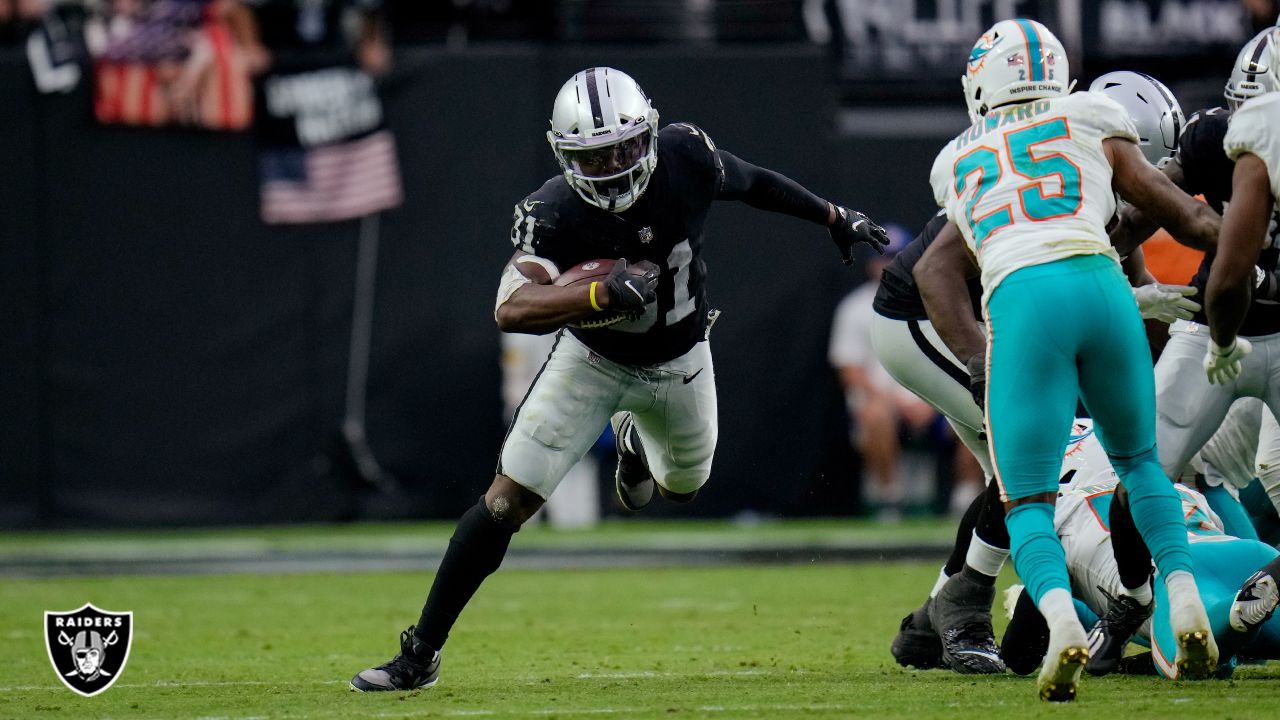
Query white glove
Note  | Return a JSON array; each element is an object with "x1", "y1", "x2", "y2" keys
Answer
[
  {"x1": 1132, "y1": 283, "x2": 1201, "y2": 324},
  {"x1": 1204, "y1": 337, "x2": 1253, "y2": 385}
]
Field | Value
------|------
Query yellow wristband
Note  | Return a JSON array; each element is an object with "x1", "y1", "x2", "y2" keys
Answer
[{"x1": 588, "y1": 281, "x2": 604, "y2": 311}]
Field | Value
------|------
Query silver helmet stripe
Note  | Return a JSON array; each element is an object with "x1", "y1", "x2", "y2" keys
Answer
[
  {"x1": 1247, "y1": 33, "x2": 1271, "y2": 84},
  {"x1": 585, "y1": 68, "x2": 604, "y2": 128}
]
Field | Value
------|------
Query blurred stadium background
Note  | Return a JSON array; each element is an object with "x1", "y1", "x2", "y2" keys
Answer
[{"x1": 0, "y1": 1, "x2": 1273, "y2": 536}]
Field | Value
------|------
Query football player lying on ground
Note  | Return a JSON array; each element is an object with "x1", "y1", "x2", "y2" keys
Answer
[
  {"x1": 348, "y1": 66, "x2": 889, "y2": 692},
  {"x1": 1001, "y1": 446, "x2": 1280, "y2": 679},
  {"x1": 878, "y1": 70, "x2": 1200, "y2": 676}
]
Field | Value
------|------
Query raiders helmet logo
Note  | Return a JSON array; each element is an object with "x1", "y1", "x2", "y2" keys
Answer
[{"x1": 44, "y1": 603, "x2": 133, "y2": 697}]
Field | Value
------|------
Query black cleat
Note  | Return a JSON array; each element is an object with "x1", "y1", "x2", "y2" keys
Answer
[
  {"x1": 929, "y1": 572, "x2": 1006, "y2": 674},
  {"x1": 1085, "y1": 588, "x2": 1153, "y2": 677},
  {"x1": 350, "y1": 626, "x2": 441, "y2": 692},
  {"x1": 891, "y1": 598, "x2": 943, "y2": 669},
  {"x1": 612, "y1": 413, "x2": 654, "y2": 511}
]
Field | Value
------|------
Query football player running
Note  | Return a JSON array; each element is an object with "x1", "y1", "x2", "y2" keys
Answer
[
  {"x1": 348, "y1": 67, "x2": 889, "y2": 692},
  {"x1": 915, "y1": 19, "x2": 1220, "y2": 701},
  {"x1": 880, "y1": 70, "x2": 1197, "y2": 676}
]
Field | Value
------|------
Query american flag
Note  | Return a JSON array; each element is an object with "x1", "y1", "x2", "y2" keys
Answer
[
  {"x1": 258, "y1": 129, "x2": 402, "y2": 225},
  {"x1": 93, "y1": 1, "x2": 252, "y2": 130}
]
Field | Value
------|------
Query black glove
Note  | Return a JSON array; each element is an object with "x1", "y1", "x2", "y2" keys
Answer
[
  {"x1": 828, "y1": 206, "x2": 890, "y2": 265},
  {"x1": 965, "y1": 351, "x2": 986, "y2": 410},
  {"x1": 604, "y1": 259, "x2": 660, "y2": 316}
]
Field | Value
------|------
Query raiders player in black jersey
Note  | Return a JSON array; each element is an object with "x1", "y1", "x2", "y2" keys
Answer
[{"x1": 348, "y1": 67, "x2": 889, "y2": 692}]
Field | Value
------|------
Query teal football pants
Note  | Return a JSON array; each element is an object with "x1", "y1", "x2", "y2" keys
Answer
[{"x1": 985, "y1": 253, "x2": 1193, "y2": 603}]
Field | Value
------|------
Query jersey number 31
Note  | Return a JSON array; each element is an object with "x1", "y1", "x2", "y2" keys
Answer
[{"x1": 953, "y1": 117, "x2": 1083, "y2": 246}]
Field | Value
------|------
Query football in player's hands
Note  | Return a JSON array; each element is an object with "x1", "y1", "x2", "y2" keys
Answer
[{"x1": 554, "y1": 258, "x2": 659, "y2": 328}]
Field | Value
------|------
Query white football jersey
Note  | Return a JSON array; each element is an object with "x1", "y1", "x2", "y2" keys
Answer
[
  {"x1": 1225, "y1": 92, "x2": 1280, "y2": 206},
  {"x1": 930, "y1": 92, "x2": 1138, "y2": 302}
]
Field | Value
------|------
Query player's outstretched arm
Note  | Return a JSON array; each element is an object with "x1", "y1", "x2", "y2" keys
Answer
[
  {"x1": 1206, "y1": 153, "x2": 1274, "y2": 346},
  {"x1": 494, "y1": 253, "x2": 658, "y2": 334},
  {"x1": 913, "y1": 221, "x2": 986, "y2": 397},
  {"x1": 1109, "y1": 159, "x2": 1194, "y2": 255},
  {"x1": 715, "y1": 150, "x2": 888, "y2": 262},
  {"x1": 1106, "y1": 138, "x2": 1220, "y2": 251}
]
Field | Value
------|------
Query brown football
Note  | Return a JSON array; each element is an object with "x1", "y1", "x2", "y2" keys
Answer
[
  {"x1": 554, "y1": 259, "x2": 630, "y2": 329},
  {"x1": 554, "y1": 259, "x2": 621, "y2": 287}
]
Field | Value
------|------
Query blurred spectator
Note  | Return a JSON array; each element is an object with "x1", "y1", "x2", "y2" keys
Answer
[
  {"x1": 501, "y1": 332, "x2": 600, "y2": 529},
  {"x1": 89, "y1": 0, "x2": 253, "y2": 127},
  {"x1": 1242, "y1": 0, "x2": 1280, "y2": 31},
  {"x1": 829, "y1": 226, "x2": 942, "y2": 522},
  {"x1": 0, "y1": 0, "x2": 43, "y2": 45},
  {"x1": 227, "y1": 0, "x2": 400, "y2": 224}
]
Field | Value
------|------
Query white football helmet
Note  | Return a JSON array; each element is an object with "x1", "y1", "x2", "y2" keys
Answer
[
  {"x1": 546, "y1": 67, "x2": 660, "y2": 213},
  {"x1": 1225, "y1": 27, "x2": 1280, "y2": 111},
  {"x1": 1089, "y1": 71, "x2": 1184, "y2": 166},
  {"x1": 961, "y1": 18, "x2": 1070, "y2": 123}
]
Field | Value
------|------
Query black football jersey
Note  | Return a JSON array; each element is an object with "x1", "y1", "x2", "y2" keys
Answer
[
  {"x1": 1179, "y1": 107, "x2": 1280, "y2": 336},
  {"x1": 872, "y1": 211, "x2": 983, "y2": 322},
  {"x1": 510, "y1": 123, "x2": 724, "y2": 365}
]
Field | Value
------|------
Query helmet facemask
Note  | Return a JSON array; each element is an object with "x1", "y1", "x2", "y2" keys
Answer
[
  {"x1": 552, "y1": 124, "x2": 657, "y2": 212},
  {"x1": 546, "y1": 67, "x2": 660, "y2": 213}
]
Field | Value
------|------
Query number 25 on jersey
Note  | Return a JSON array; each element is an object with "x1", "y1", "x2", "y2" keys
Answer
[{"x1": 953, "y1": 117, "x2": 1083, "y2": 245}]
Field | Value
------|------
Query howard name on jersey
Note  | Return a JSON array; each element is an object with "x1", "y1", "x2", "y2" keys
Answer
[
  {"x1": 510, "y1": 123, "x2": 723, "y2": 366},
  {"x1": 1180, "y1": 106, "x2": 1280, "y2": 335},
  {"x1": 929, "y1": 92, "x2": 1137, "y2": 302}
]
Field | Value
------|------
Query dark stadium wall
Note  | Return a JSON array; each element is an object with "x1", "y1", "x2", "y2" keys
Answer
[{"x1": 0, "y1": 46, "x2": 892, "y2": 528}]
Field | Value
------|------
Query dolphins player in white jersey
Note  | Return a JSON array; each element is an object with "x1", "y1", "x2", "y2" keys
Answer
[
  {"x1": 880, "y1": 71, "x2": 1199, "y2": 676},
  {"x1": 914, "y1": 18, "x2": 1221, "y2": 701}
]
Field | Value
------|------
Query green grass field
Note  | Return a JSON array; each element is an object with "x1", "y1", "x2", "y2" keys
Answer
[{"x1": 2, "y1": 525, "x2": 1279, "y2": 719}]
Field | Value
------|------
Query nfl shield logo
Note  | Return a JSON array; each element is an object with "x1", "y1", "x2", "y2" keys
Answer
[
  {"x1": 44, "y1": 603, "x2": 133, "y2": 697},
  {"x1": 638, "y1": 226, "x2": 653, "y2": 244}
]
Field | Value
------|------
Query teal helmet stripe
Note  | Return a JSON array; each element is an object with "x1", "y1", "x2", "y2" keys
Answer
[{"x1": 1014, "y1": 18, "x2": 1045, "y2": 82}]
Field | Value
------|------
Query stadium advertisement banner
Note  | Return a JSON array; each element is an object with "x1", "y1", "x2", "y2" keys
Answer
[
  {"x1": 826, "y1": 0, "x2": 1253, "y2": 78},
  {"x1": 1082, "y1": 0, "x2": 1254, "y2": 57},
  {"x1": 825, "y1": 0, "x2": 1067, "y2": 77}
]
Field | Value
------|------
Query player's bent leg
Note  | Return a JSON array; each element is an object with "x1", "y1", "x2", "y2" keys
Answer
[
  {"x1": 612, "y1": 412, "x2": 655, "y2": 511},
  {"x1": 1076, "y1": 275, "x2": 1217, "y2": 679},
  {"x1": 925, "y1": 484, "x2": 1008, "y2": 673},
  {"x1": 984, "y1": 266, "x2": 1086, "y2": 699},
  {"x1": 630, "y1": 340, "x2": 717, "y2": 502},
  {"x1": 350, "y1": 476, "x2": 541, "y2": 692},
  {"x1": 1006, "y1": 496, "x2": 1089, "y2": 701}
]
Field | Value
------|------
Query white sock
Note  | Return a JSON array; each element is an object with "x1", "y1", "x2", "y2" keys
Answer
[
  {"x1": 1038, "y1": 588, "x2": 1081, "y2": 634},
  {"x1": 1165, "y1": 570, "x2": 1199, "y2": 604},
  {"x1": 929, "y1": 567, "x2": 949, "y2": 598},
  {"x1": 965, "y1": 532, "x2": 1009, "y2": 578},
  {"x1": 1121, "y1": 581, "x2": 1153, "y2": 606}
]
